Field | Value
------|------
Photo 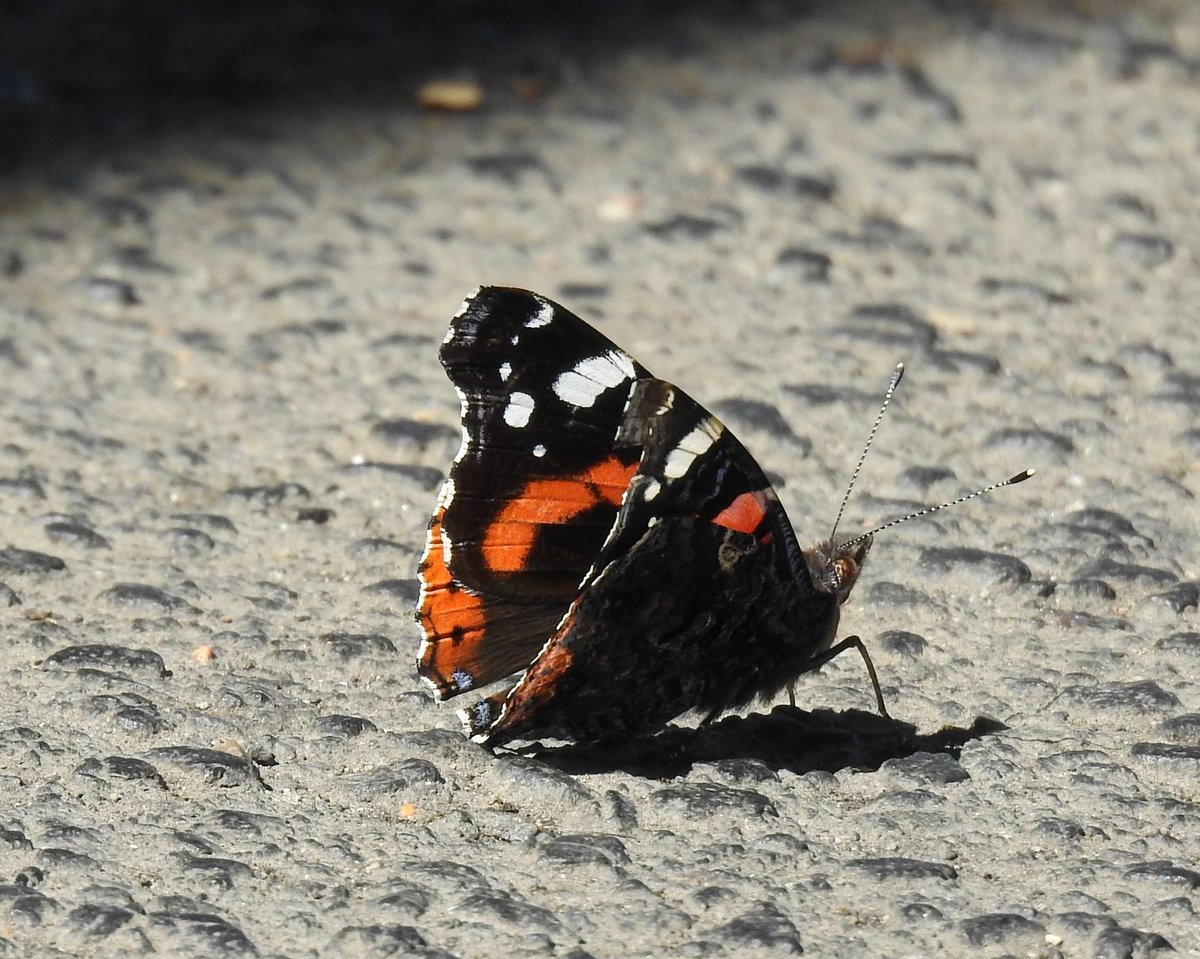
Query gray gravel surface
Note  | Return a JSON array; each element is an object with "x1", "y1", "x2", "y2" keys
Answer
[{"x1": 2, "y1": 2, "x2": 1198, "y2": 957}]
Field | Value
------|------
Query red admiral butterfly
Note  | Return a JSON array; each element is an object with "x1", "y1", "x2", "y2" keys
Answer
[{"x1": 416, "y1": 286, "x2": 1032, "y2": 748}]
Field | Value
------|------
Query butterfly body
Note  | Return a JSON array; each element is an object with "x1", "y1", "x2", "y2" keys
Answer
[{"x1": 417, "y1": 287, "x2": 868, "y2": 747}]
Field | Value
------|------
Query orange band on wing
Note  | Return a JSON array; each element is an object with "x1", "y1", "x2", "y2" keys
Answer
[
  {"x1": 709, "y1": 490, "x2": 769, "y2": 535},
  {"x1": 482, "y1": 456, "x2": 637, "y2": 572},
  {"x1": 418, "y1": 508, "x2": 488, "y2": 695}
]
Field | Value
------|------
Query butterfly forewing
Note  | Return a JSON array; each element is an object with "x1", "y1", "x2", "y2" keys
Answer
[
  {"x1": 437, "y1": 287, "x2": 649, "y2": 596},
  {"x1": 418, "y1": 287, "x2": 648, "y2": 699}
]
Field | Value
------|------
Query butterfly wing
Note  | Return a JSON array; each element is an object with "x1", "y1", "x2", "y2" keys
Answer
[
  {"x1": 418, "y1": 287, "x2": 650, "y2": 699},
  {"x1": 467, "y1": 379, "x2": 847, "y2": 746}
]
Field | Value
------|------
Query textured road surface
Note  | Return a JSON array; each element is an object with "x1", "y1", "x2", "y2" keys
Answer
[{"x1": 2, "y1": 2, "x2": 1198, "y2": 957}]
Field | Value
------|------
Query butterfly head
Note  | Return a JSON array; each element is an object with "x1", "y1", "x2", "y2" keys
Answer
[{"x1": 807, "y1": 536, "x2": 872, "y2": 605}]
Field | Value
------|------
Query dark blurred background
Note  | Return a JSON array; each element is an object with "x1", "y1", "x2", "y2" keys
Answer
[{"x1": 2, "y1": 0, "x2": 1157, "y2": 179}]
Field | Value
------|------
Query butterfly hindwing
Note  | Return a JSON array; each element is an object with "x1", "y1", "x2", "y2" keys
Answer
[
  {"x1": 464, "y1": 516, "x2": 802, "y2": 745},
  {"x1": 466, "y1": 378, "x2": 846, "y2": 746},
  {"x1": 418, "y1": 287, "x2": 649, "y2": 699}
]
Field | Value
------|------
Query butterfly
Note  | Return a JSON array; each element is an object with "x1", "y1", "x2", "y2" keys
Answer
[{"x1": 415, "y1": 286, "x2": 1031, "y2": 747}]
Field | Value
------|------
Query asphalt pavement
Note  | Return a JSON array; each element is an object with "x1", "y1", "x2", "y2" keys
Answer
[{"x1": 1, "y1": 2, "x2": 1197, "y2": 956}]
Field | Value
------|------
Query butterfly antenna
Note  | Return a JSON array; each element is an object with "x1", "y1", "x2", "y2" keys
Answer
[
  {"x1": 838, "y1": 469, "x2": 1036, "y2": 551},
  {"x1": 829, "y1": 362, "x2": 905, "y2": 542}
]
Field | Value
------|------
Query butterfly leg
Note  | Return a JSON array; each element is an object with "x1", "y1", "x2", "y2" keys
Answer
[{"x1": 805, "y1": 635, "x2": 891, "y2": 719}]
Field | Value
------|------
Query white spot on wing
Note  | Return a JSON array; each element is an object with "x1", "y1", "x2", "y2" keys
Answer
[
  {"x1": 503, "y1": 391, "x2": 535, "y2": 428},
  {"x1": 553, "y1": 350, "x2": 636, "y2": 408},
  {"x1": 525, "y1": 300, "x2": 555, "y2": 328},
  {"x1": 438, "y1": 479, "x2": 456, "y2": 564},
  {"x1": 452, "y1": 286, "x2": 482, "y2": 319},
  {"x1": 451, "y1": 386, "x2": 472, "y2": 465},
  {"x1": 444, "y1": 287, "x2": 484, "y2": 346},
  {"x1": 445, "y1": 287, "x2": 483, "y2": 345},
  {"x1": 663, "y1": 420, "x2": 723, "y2": 479},
  {"x1": 650, "y1": 388, "x2": 674, "y2": 416},
  {"x1": 532, "y1": 444, "x2": 547, "y2": 458},
  {"x1": 641, "y1": 477, "x2": 661, "y2": 501},
  {"x1": 418, "y1": 665, "x2": 444, "y2": 695},
  {"x1": 499, "y1": 361, "x2": 512, "y2": 382}
]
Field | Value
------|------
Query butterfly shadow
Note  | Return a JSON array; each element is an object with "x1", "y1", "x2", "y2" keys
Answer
[{"x1": 515, "y1": 706, "x2": 1007, "y2": 780}]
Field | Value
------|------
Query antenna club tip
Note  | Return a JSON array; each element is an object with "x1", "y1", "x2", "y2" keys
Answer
[
  {"x1": 894, "y1": 362, "x2": 905, "y2": 372},
  {"x1": 1012, "y1": 468, "x2": 1036, "y2": 483}
]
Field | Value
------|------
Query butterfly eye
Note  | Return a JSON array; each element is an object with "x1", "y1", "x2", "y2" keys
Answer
[
  {"x1": 833, "y1": 556, "x2": 857, "y2": 591},
  {"x1": 833, "y1": 557, "x2": 852, "y2": 584}
]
